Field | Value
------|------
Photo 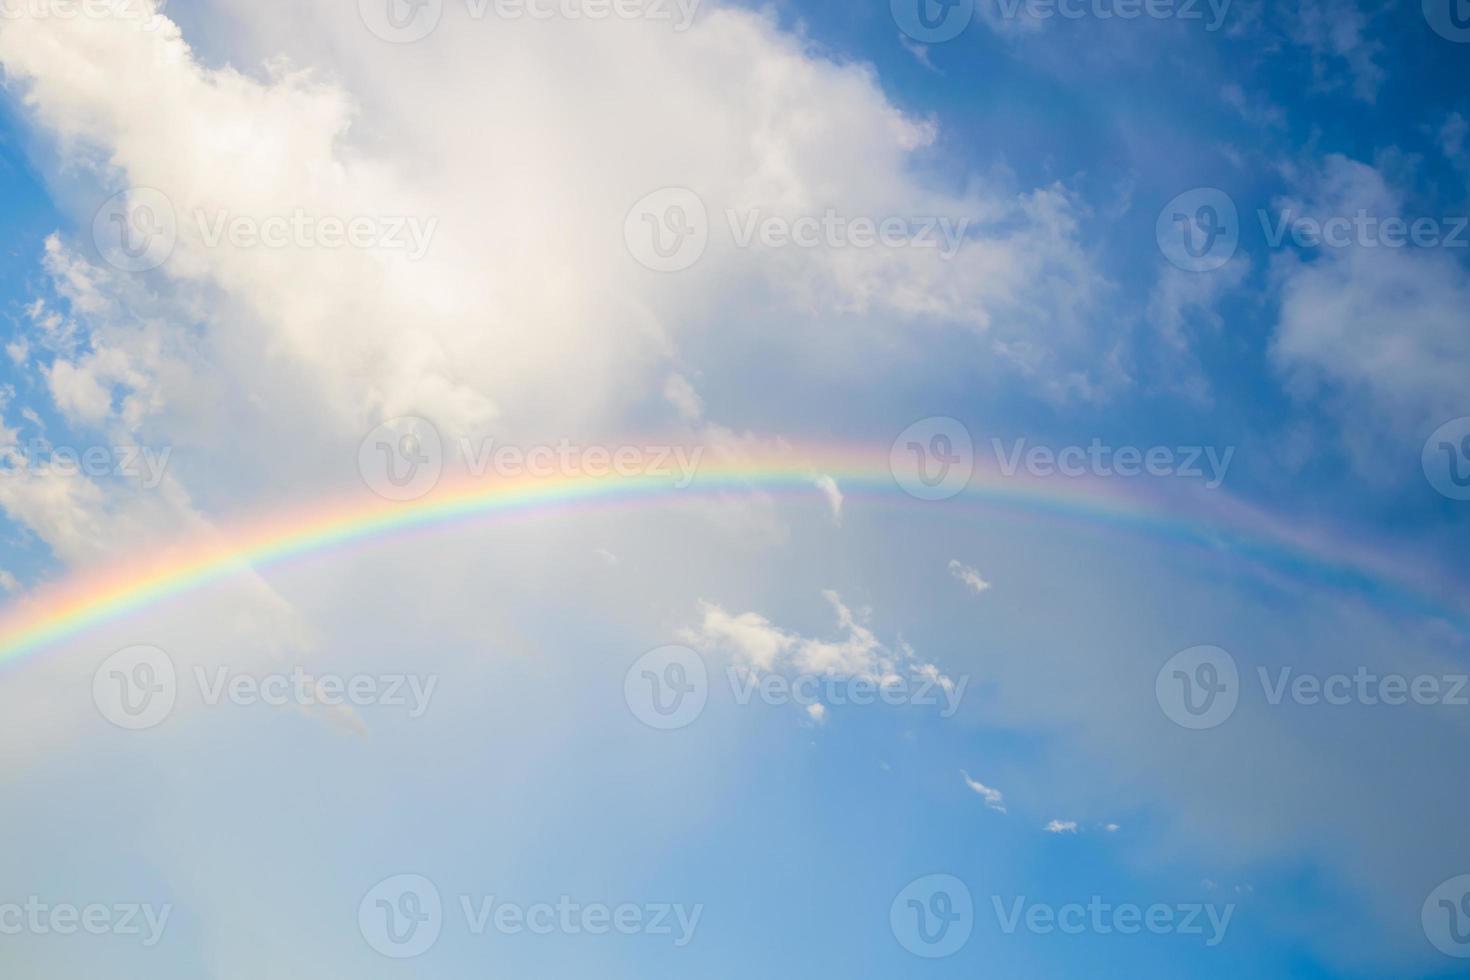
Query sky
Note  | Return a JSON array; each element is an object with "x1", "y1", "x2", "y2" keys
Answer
[{"x1": 0, "y1": 0, "x2": 1468, "y2": 976}]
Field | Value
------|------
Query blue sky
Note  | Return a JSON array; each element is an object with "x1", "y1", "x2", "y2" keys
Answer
[{"x1": 0, "y1": 0, "x2": 1468, "y2": 977}]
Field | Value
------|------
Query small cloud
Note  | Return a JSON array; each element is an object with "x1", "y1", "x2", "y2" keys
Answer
[
  {"x1": 1044, "y1": 819, "x2": 1078, "y2": 834},
  {"x1": 948, "y1": 559, "x2": 990, "y2": 594},
  {"x1": 664, "y1": 373, "x2": 704, "y2": 423},
  {"x1": 961, "y1": 770, "x2": 1006, "y2": 813},
  {"x1": 806, "y1": 702, "x2": 828, "y2": 724},
  {"x1": 812, "y1": 473, "x2": 843, "y2": 525},
  {"x1": 898, "y1": 33, "x2": 937, "y2": 71},
  {"x1": 1104, "y1": 823, "x2": 1120, "y2": 832},
  {"x1": 593, "y1": 548, "x2": 619, "y2": 566},
  {"x1": 5, "y1": 340, "x2": 27, "y2": 366},
  {"x1": 1220, "y1": 83, "x2": 1286, "y2": 129},
  {"x1": 0, "y1": 570, "x2": 18, "y2": 593}
]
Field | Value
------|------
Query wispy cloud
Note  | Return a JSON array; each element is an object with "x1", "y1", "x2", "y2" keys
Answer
[
  {"x1": 962, "y1": 770, "x2": 1006, "y2": 813},
  {"x1": 813, "y1": 474, "x2": 843, "y2": 525},
  {"x1": 948, "y1": 559, "x2": 990, "y2": 594}
]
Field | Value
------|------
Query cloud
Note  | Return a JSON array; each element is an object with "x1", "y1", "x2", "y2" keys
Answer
[
  {"x1": 1044, "y1": 819, "x2": 1078, "y2": 833},
  {"x1": 948, "y1": 559, "x2": 991, "y2": 594},
  {"x1": 1268, "y1": 156, "x2": 1470, "y2": 474},
  {"x1": 896, "y1": 34, "x2": 937, "y2": 71},
  {"x1": 1145, "y1": 259, "x2": 1251, "y2": 405},
  {"x1": 1282, "y1": 0, "x2": 1384, "y2": 102},
  {"x1": 682, "y1": 590, "x2": 954, "y2": 688},
  {"x1": 0, "y1": 0, "x2": 1117, "y2": 470},
  {"x1": 812, "y1": 473, "x2": 843, "y2": 525},
  {"x1": 0, "y1": 454, "x2": 107, "y2": 561},
  {"x1": 664, "y1": 373, "x2": 705, "y2": 424},
  {"x1": 962, "y1": 770, "x2": 1007, "y2": 813},
  {"x1": 1220, "y1": 83, "x2": 1286, "y2": 130}
]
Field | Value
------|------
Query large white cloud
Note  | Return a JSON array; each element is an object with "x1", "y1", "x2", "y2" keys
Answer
[
  {"x1": 1268, "y1": 155, "x2": 1470, "y2": 475},
  {"x1": 0, "y1": 0, "x2": 1109, "y2": 458}
]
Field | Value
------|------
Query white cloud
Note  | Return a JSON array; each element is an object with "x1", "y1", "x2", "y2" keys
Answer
[
  {"x1": 1283, "y1": 0, "x2": 1384, "y2": 102},
  {"x1": 0, "y1": 570, "x2": 18, "y2": 593},
  {"x1": 812, "y1": 473, "x2": 842, "y2": 525},
  {"x1": 663, "y1": 373, "x2": 705, "y2": 424},
  {"x1": 0, "y1": 0, "x2": 1114, "y2": 468},
  {"x1": 1146, "y1": 258, "x2": 1250, "y2": 405},
  {"x1": 961, "y1": 770, "x2": 1007, "y2": 813},
  {"x1": 948, "y1": 559, "x2": 990, "y2": 594},
  {"x1": 1268, "y1": 156, "x2": 1470, "y2": 474},
  {"x1": 682, "y1": 590, "x2": 953, "y2": 687},
  {"x1": 1220, "y1": 83, "x2": 1286, "y2": 129},
  {"x1": 1044, "y1": 819, "x2": 1078, "y2": 834},
  {"x1": 681, "y1": 603, "x2": 791, "y2": 673},
  {"x1": 896, "y1": 34, "x2": 937, "y2": 71},
  {"x1": 44, "y1": 357, "x2": 114, "y2": 425},
  {"x1": 0, "y1": 458, "x2": 107, "y2": 561}
]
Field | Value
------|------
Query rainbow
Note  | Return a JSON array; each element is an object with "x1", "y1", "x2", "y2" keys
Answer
[{"x1": 0, "y1": 441, "x2": 1463, "y2": 663}]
